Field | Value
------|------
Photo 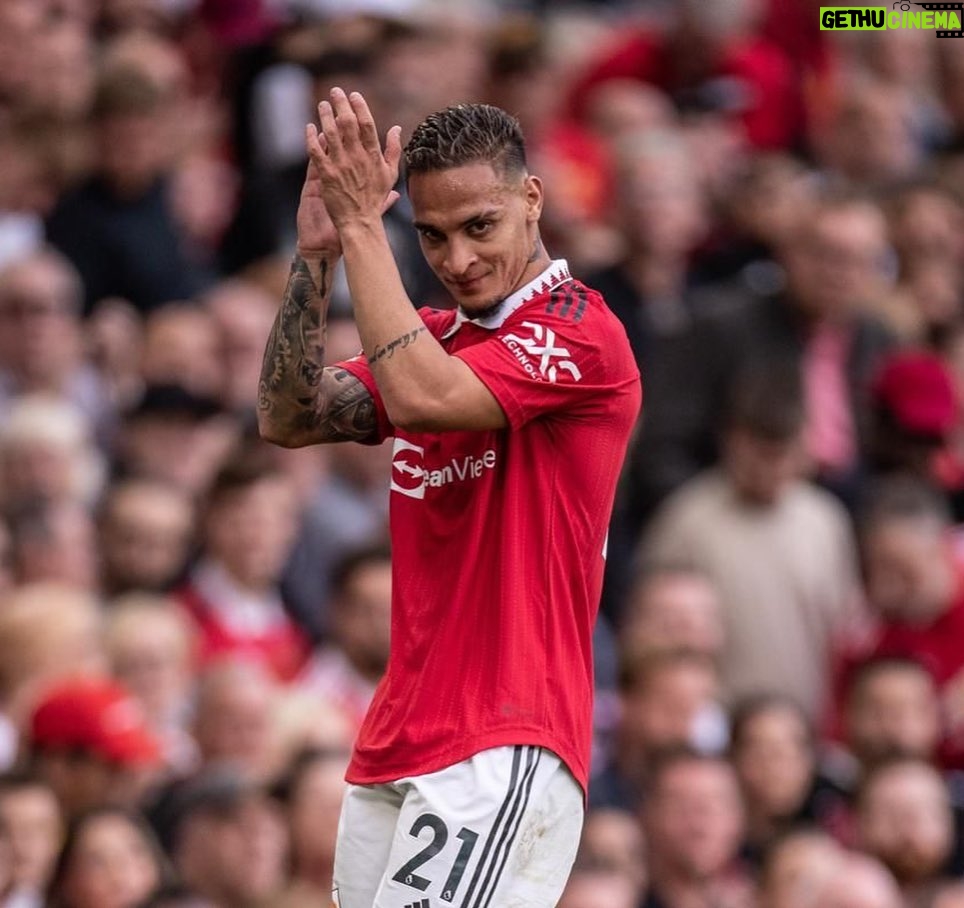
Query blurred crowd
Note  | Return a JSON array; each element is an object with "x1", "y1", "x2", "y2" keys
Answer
[{"x1": 2, "y1": 0, "x2": 964, "y2": 906}]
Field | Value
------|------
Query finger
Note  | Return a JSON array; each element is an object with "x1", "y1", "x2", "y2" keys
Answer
[
  {"x1": 384, "y1": 124, "x2": 403, "y2": 180},
  {"x1": 317, "y1": 100, "x2": 342, "y2": 158},
  {"x1": 305, "y1": 123, "x2": 326, "y2": 163},
  {"x1": 349, "y1": 90, "x2": 380, "y2": 153},
  {"x1": 329, "y1": 86, "x2": 361, "y2": 146},
  {"x1": 380, "y1": 189, "x2": 400, "y2": 214}
]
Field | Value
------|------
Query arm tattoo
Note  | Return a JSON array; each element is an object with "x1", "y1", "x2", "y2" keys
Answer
[
  {"x1": 367, "y1": 326, "x2": 427, "y2": 365},
  {"x1": 258, "y1": 254, "x2": 377, "y2": 444}
]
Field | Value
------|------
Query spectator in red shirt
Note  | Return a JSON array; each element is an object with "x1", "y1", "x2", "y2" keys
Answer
[
  {"x1": 844, "y1": 476, "x2": 964, "y2": 766},
  {"x1": 567, "y1": 0, "x2": 799, "y2": 150}
]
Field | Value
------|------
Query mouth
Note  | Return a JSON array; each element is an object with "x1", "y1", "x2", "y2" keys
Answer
[{"x1": 450, "y1": 275, "x2": 487, "y2": 293}]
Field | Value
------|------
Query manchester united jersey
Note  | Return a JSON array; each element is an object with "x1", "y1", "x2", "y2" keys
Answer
[{"x1": 338, "y1": 260, "x2": 641, "y2": 792}]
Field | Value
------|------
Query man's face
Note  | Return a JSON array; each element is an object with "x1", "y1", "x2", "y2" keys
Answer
[
  {"x1": 783, "y1": 208, "x2": 890, "y2": 321},
  {"x1": 0, "y1": 785, "x2": 62, "y2": 891},
  {"x1": 857, "y1": 764, "x2": 953, "y2": 884},
  {"x1": 846, "y1": 667, "x2": 940, "y2": 764},
  {"x1": 409, "y1": 162, "x2": 543, "y2": 315},
  {"x1": 724, "y1": 429, "x2": 805, "y2": 506},
  {"x1": 645, "y1": 760, "x2": 744, "y2": 881}
]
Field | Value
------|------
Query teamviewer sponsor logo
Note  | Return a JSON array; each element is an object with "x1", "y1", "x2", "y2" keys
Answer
[
  {"x1": 501, "y1": 321, "x2": 583, "y2": 383},
  {"x1": 391, "y1": 438, "x2": 498, "y2": 499}
]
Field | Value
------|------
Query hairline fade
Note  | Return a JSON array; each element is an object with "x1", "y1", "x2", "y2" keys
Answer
[{"x1": 403, "y1": 103, "x2": 528, "y2": 183}]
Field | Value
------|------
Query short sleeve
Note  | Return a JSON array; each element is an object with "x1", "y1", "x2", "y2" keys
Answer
[
  {"x1": 336, "y1": 354, "x2": 395, "y2": 444},
  {"x1": 454, "y1": 295, "x2": 640, "y2": 430}
]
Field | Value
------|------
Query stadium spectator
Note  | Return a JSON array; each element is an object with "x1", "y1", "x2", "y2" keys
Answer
[
  {"x1": 271, "y1": 747, "x2": 348, "y2": 907},
  {"x1": 593, "y1": 648, "x2": 723, "y2": 810},
  {"x1": 175, "y1": 447, "x2": 308, "y2": 682},
  {"x1": 809, "y1": 852, "x2": 903, "y2": 908},
  {"x1": 0, "y1": 250, "x2": 111, "y2": 439},
  {"x1": 643, "y1": 363, "x2": 862, "y2": 720},
  {"x1": 557, "y1": 869, "x2": 640, "y2": 908},
  {"x1": 140, "y1": 305, "x2": 224, "y2": 403},
  {"x1": 191, "y1": 660, "x2": 277, "y2": 783},
  {"x1": 45, "y1": 63, "x2": 211, "y2": 315},
  {"x1": 574, "y1": 807, "x2": 647, "y2": 894},
  {"x1": 757, "y1": 828, "x2": 846, "y2": 908},
  {"x1": 641, "y1": 749, "x2": 750, "y2": 908},
  {"x1": 97, "y1": 480, "x2": 195, "y2": 598},
  {"x1": 296, "y1": 544, "x2": 391, "y2": 734},
  {"x1": 116, "y1": 385, "x2": 237, "y2": 500},
  {"x1": 44, "y1": 806, "x2": 168, "y2": 908},
  {"x1": 0, "y1": 773, "x2": 63, "y2": 907},
  {"x1": 620, "y1": 565, "x2": 726, "y2": 660},
  {"x1": 26, "y1": 676, "x2": 163, "y2": 820},
  {"x1": 7, "y1": 500, "x2": 98, "y2": 592},
  {"x1": 104, "y1": 596, "x2": 198, "y2": 775},
  {"x1": 150, "y1": 770, "x2": 287, "y2": 908},
  {"x1": 855, "y1": 759, "x2": 955, "y2": 905}
]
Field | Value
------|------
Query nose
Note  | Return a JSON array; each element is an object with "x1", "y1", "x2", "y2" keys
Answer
[{"x1": 443, "y1": 237, "x2": 478, "y2": 277}]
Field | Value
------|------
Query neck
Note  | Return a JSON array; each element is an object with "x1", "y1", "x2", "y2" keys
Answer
[{"x1": 294, "y1": 856, "x2": 334, "y2": 890}]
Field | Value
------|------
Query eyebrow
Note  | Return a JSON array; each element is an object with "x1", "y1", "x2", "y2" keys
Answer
[{"x1": 413, "y1": 208, "x2": 501, "y2": 233}]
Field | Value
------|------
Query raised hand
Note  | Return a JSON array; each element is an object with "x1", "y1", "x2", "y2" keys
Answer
[
  {"x1": 295, "y1": 152, "x2": 341, "y2": 257},
  {"x1": 306, "y1": 87, "x2": 403, "y2": 232}
]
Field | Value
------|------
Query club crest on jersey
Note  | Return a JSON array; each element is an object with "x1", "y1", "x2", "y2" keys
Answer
[
  {"x1": 390, "y1": 438, "x2": 497, "y2": 499},
  {"x1": 500, "y1": 321, "x2": 582, "y2": 383}
]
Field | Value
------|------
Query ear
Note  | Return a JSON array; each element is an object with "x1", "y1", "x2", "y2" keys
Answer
[{"x1": 524, "y1": 175, "x2": 544, "y2": 223}]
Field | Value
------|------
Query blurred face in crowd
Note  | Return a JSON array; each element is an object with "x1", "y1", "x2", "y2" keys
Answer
[
  {"x1": 621, "y1": 656, "x2": 720, "y2": 759},
  {"x1": 723, "y1": 428, "x2": 806, "y2": 506},
  {"x1": 194, "y1": 662, "x2": 277, "y2": 780},
  {"x1": 142, "y1": 307, "x2": 223, "y2": 401},
  {"x1": 644, "y1": 758, "x2": 744, "y2": 883},
  {"x1": 576, "y1": 809, "x2": 646, "y2": 891},
  {"x1": 33, "y1": 21, "x2": 95, "y2": 120},
  {"x1": 57, "y1": 812, "x2": 160, "y2": 908},
  {"x1": 857, "y1": 761, "x2": 953, "y2": 885},
  {"x1": 100, "y1": 481, "x2": 194, "y2": 595},
  {"x1": 203, "y1": 474, "x2": 298, "y2": 591},
  {"x1": 889, "y1": 187, "x2": 964, "y2": 268},
  {"x1": 121, "y1": 413, "x2": 237, "y2": 498},
  {"x1": 13, "y1": 502, "x2": 99, "y2": 591},
  {"x1": 782, "y1": 204, "x2": 891, "y2": 322},
  {"x1": 557, "y1": 870, "x2": 639, "y2": 908},
  {"x1": 813, "y1": 855, "x2": 903, "y2": 908},
  {"x1": 287, "y1": 754, "x2": 347, "y2": 879},
  {"x1": 845, "y1": 662, "x2": 940, "y2": 765},
  {"x1": 0, "y1": 252, "x2": 82, "y2": 389},
  {"x1": 176, "y1": 795, "x2": 287, "y2": 906},
  {"x1": 623, "y1": 571, "x2": 724, "y2": 659},
  {"x1": 36, "y1": 752, "x2": 157, "y2": 821},
  {"x1": 0, "y1": 782, "x2": 63, "y2": 894},
  {"x1": 861, "y1": 516, "x2": 956, "y2": 624},
  {"x1": 335, "y1": 558, "x2": 392, "y2": 681},
  {"x1": 760, "y1": 831, "x2": 844, "y2": 908},
  {"x1": 617, "y1": 143, "x2": 705, "y2": 260},
  {"x1": 206, "y1": 282, "x2": 278, "y2": 413},
  {"x1": 731, "y1": 702, "x2": 814, "y2": 825},
  {"x1": 97, "y1": 109, "x2": 170, "y2": 197},
  {"x1": 106, "y1": 600, "x2": 194, "y2": 727}
]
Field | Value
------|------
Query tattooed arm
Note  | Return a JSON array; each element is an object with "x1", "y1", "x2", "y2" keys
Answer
[{"x1": 257, "y1": 252, "x2": 377, "y2": 447}]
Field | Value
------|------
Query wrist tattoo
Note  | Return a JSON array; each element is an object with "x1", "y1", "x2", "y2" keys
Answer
[{"x1": 367, "y1": 326, "x2": 427, "y2": 365}]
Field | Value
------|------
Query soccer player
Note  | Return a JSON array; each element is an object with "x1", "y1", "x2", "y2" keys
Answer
[{"x1": 258, "y1": 88, "x2": 641, "y2": 908}]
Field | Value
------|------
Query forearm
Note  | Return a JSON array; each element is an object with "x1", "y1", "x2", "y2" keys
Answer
[
  {"x1": 258, "y1": 251, "x2": 376, "y2": 447},
  {"x1": 338, "y1": 219, "x2": 461, "y2": 428}
]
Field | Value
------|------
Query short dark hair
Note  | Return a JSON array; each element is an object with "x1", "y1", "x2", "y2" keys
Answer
[
  {"x1": 856, "y1": 474, "x2": 951, "y2": 541},
  {"x1": 330, "y1": 541, "x2": 392, "y2": 600},
  {"x1": 404, "y1": 104, "x2": 527, "y2": 180},
  {"x1": 725, "y1": 361, "x2": 805, "y2": 441},
  {"x1": 845, "y1": 654, "x2": 934, "y2": 706}
]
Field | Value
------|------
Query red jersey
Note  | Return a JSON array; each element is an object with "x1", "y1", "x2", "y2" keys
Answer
[{"x1": 339, "y1": 260, "x2": 641, "y2": 792}]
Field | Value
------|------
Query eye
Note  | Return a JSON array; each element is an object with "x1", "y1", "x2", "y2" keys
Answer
[
  {"x1": 417, "y1": 227, "x2": 444, "y2": 243},
  {"x1": 467, "y1": 220, "x2": 493, "y2": 238}
]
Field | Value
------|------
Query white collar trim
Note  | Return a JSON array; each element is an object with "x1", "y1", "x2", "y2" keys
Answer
[{"x1": 441, "y1": 259, "x2": 571, "y2": 339}]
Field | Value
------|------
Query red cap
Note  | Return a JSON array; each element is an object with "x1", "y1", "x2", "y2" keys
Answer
[
  {"x1": 872, "y1": 352, "x2": 958, "y2": 439},
  {"x1": 30, "y1": 677, "x2": 161, "y2": 767}
]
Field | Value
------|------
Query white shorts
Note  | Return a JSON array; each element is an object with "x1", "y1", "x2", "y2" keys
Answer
[{"x1": 332, "y1": 745, "x2": 584, "y2": 908}]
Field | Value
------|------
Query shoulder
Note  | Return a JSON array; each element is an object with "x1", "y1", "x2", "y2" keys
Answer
[{"x1": 416, "y1": 306, "x2": 459, "y2": 337}]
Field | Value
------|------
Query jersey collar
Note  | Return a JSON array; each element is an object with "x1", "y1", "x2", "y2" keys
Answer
[{"x1": 441, "y1": 259, "x2": 571, "y2": 339}]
